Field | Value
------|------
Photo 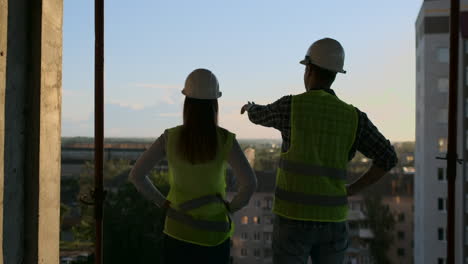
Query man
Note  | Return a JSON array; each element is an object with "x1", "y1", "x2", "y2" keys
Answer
[{"x1": 241, "y1": 38, "x2": 397, "y2": 264}]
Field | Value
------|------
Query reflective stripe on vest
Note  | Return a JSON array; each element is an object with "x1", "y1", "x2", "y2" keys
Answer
[
  {"x1": 177, "y1": 194, "x2": 225, "y2": 212},
  {"x1": 278, "y1": 158, "x2": 347, "y2": 180},
  {"x1": 166, "y1": 209, "x2": 230, "y2": 232},
  {"x1": 275, "y1": 187, "x2": 348, "y2": 207},
  {"x1": 166, "y1": 194, "x2": 231, "y2": 232}
]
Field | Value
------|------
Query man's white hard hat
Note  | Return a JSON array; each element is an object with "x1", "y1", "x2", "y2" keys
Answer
[
  {"x1": 300, "y1": 38, "x2": 346, "y2": 74},
  {"x1": 182, "y1": 69, "x2": 222, "y2": 99}
]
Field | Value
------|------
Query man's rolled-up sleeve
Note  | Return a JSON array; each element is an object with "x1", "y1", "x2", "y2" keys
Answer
[
  {"x1": 247, "y1": 95, "x2": 291, "y2": 130},
  {"x1": 354, "y1": 111, "x2": 398, "y2": 171}
]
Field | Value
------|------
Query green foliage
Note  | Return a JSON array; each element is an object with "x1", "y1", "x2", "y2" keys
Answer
[
  {"x1": 72, "y1": 160, "x2": 131, "y2": 242},
  {"x1": 73, "y1": 159, "x2": 131, "y2": 242},
  {"x1": 363, "y1": 191, "x2": 396, "y2": 264},
  {"x1": 60, "y1": 241, "x2": 93, "y2": 251},
  {"x1": 103, "y1": 182, "x2": 169, "y2": 263},
  {"x1": 71, "y1": 159, "x2": 170, "y2": 263},
  {"x1": 149, "y1": 170, "x2": 169, "y2": 187},
  {"x1": 253, "y1": 147, "x2": 280, "y2": 171},
  {"x1": 61, "y1": 177, "x2": 80, "y2": 205},
  {"x1": 61, "y1": 137, "x2": 156, "y2": 146},
  {"x1": 61, "y1": 203, "x2": 71, "y2": 226},
  {"x1": 72, "y1": 204, "x2": 95, "y2": 242},
  {"x1": 81, "y1": 159, "x2": 132, "y2": 186},
  {"x1": 70, "y1": 255, "x2": 94, "y2": 264}
]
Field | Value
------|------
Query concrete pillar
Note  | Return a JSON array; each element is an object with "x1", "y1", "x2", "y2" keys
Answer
[
  {"x1": 4, "y1": 0, "x2": 28, "y2": 261},
  {"x1": 3, "y1": 0, "x2": 63, "y2": 263}
]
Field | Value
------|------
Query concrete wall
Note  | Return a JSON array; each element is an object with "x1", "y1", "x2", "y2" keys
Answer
[
  {"x1": 2, "y1": 0, "x2": 63, "y2": 263},
  {"x1": 33, "y1": 1, "x2": 63, "y2": 262}
]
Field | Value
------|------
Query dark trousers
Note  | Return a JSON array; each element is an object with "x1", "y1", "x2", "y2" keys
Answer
[
  {"x1": 272, "y1": 215, "x2": 348, "y2": 264},
  {"x1": 163, "y1": 234, "x2": 230, "y2": 264}
]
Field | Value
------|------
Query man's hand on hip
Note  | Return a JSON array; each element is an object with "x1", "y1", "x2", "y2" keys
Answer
[{"x1": 346, "y1": 165, "x2": 387, "y2": 196}]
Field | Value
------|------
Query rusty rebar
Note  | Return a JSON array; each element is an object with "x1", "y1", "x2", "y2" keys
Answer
[
  {"x1": 94, "y1": 0, "x2": 105, "y2": 263},
  {"x1": 447, "y1": 0, "x2": 459, "y2": 263}
]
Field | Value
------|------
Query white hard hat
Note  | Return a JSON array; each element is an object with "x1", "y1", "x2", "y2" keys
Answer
[
  {"x1": 300, "y1": 38, "x2": 346, "y2": 74},
  {"x1": 181, "y1": 69, "x2": 222, "y2": 99}
]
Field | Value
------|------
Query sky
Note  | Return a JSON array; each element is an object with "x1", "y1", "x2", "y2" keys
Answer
[{"x1": 62, "y1": 0, "x2": 422, "y2": 141}]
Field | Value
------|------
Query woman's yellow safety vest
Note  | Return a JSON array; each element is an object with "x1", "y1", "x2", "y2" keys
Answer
[
  {"x1": 273, "y1": 90, "x2": 358, "y2": 222},
  {"x1": 163, "y1": 126, "x2": 235, "y2": 246}
]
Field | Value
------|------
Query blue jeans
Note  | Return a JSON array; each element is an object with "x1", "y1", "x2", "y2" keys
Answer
[{"x1": 272, "y1": 215, "x2": 348, "y2": 264}]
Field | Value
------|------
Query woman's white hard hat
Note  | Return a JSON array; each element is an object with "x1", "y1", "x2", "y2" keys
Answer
[
  {"x1": 300, "y1": 38, "x2": 346, "y2": 74},
  {"x1": 182, "y1": 69, "x2": 222, "y2": 99}
]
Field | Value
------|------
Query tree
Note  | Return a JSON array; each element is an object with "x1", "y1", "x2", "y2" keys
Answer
[
  {"x1": 73, "y1": 159, "x2": 133, "y2": 242},
  {"x1": 61, "y1": 203, "x2": 71, "y2": 226},
  {"x1": 253, "y1": 147, "x2": 280, "y2": 172},
  {"x1": 103, "y1": 182, "x2": 169, "y2": 263},
  {"x1": 61, "y1": 177, "x2": 80, "y2": 205},
  {"x1": 72, "y1": 159, "x2": 169, "y2": 263},
  {"x1": 363, "y1": 191, "x2": 395, "y2": 264}
]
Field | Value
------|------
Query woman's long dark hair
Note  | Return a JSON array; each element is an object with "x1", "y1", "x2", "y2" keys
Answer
[{"x1": 178, "y1": 97, "x2": 219, "y2": 164}]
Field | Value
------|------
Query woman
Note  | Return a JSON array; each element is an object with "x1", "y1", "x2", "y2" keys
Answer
[{"x1": 129, "y1": 68, "x2": 257, "y2": 264}]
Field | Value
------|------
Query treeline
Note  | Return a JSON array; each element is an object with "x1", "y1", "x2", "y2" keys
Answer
[{"x1": 61, "y1": 160, "x2": 169, "y2": 263}]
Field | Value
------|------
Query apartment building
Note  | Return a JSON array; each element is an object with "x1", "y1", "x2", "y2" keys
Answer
[
  {"x1": 227, "y1": 171, "x2": 276, "y2": 264},
  {"x1": 415, "y1": 1, "x2": 468, "y2": 263}
]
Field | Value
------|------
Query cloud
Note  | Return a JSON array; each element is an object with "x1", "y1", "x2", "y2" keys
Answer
[
  {"x1": 132, "y1": 83, "x2": 181, "y2": 90},
  {"x1": 62, "y1": 89, "x2": 93, "y2": 123},
  {"x1": 106, "y1": 99, "x2": 146, "y2": 111},
  {"x1": 107, "y1": 127, "x2": 123, "y2": 136},
  {"x1": 62, "y1": 87, "x2": 277, "y2": 139},
  {"x1": 159, "y1": 112, "x2": 181, "y2": 117},
  {"x1": 160, "y1": 94, "x2": 177, "y2": 105},
  {"x1": 119, "y1": 82, "x2": 184, "y2": 106}
]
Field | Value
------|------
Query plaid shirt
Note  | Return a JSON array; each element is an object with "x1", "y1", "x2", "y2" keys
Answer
[{"x1": 247, "y1": 89, "x2": 398, "y2": 171}]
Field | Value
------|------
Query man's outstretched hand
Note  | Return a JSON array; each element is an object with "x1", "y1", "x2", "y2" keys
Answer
[{"x1": 241, "y1": 101, "x2": 255, "y2": 114}]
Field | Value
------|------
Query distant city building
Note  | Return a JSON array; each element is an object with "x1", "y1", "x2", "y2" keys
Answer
[
  {"x1": 415, "y1": 1, "x2": 468, "y2": 263},
  {"x1": 227, "y1": 171, "x2": 275, "y2": 264},
  {"x1": 348, "y1": 195, "x2": 414, "y2": 264},
  {"x1": 385, "y1": 195, "x2": 414, "y2": 264},
  {"x1": 60, "y1": 143, "x2": 168, "y2": 178},
  {"x1": 347, "y1": 196, "x2": 374, "y2": 264}
]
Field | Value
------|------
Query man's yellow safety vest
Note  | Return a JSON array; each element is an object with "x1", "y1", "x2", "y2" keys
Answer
[
  {"x1": 163, "y1": 126, "x2": 235, "y2": 246},
  {"x1": 273, "y1": 90, "x2": 358, "y2": 222}
]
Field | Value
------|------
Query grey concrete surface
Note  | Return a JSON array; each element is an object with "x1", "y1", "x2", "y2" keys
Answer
[
  {"x1": 3, "y1": 0, "x2": 63, "y2": 263},
  {"x1": 36, "y1": 0, "x2": 63, "y2": 262},
  {"x1": 4, "y1": 0, "x2": 28, "y2": 261}
]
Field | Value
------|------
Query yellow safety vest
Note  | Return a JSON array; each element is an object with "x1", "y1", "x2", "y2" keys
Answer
[
  {"x1": 273, "y1": 90, "x2": 358, "y2": 222},
  {"x1": 164, "y1": 126, "x2": 235, "y2": 246}
]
